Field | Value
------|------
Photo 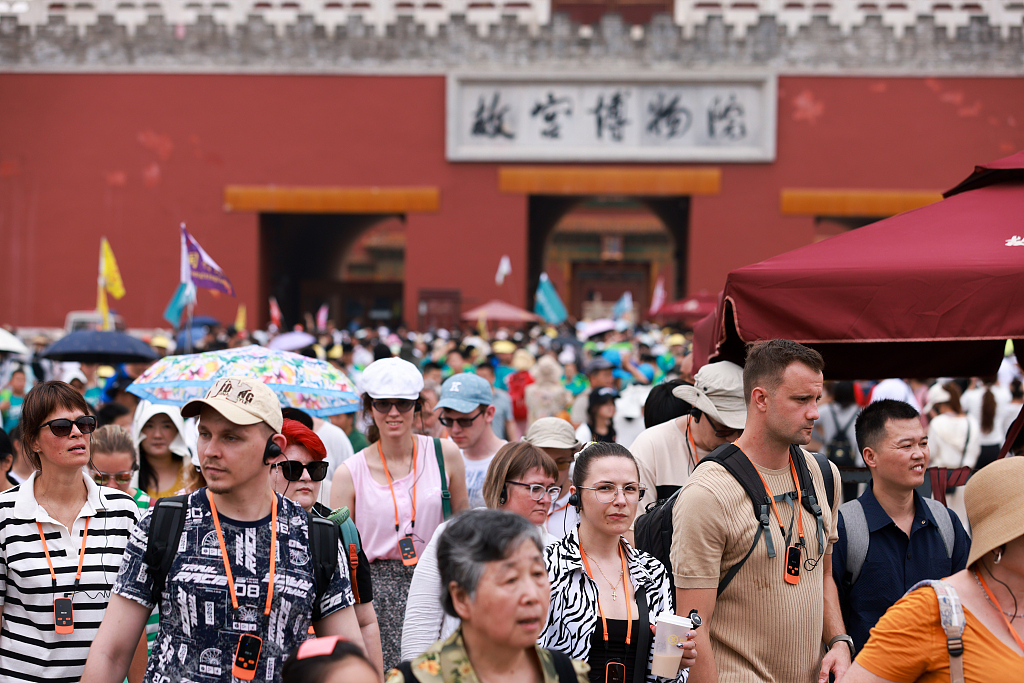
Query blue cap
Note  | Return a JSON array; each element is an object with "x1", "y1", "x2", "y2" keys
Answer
[{"x1": 435, "y1": 373, "x2": 493, "y2": 413}]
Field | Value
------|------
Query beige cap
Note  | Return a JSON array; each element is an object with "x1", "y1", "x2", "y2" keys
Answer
[
  {"x1": 964, "y1": 456, "x2": 1024, "y2": 567},
  {"x1": 923, "y1": 383, "x2": 952, "y2": 414},
  {"x1": 673, "y1": 361, "x2": 747, "y2": 430},
  {"x1": 182, "y1": 376, "x2": 283, "y2": 433},
  {"x1": 523, "y1": 417, "x2": 581, "y2": 450}
]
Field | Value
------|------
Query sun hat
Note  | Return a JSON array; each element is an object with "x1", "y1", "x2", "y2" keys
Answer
[
  {"x1": 360, "y1": 357, "x2": 423, "y2": 400},
  {"x1": 511, "y1": 348, "x2": 536, "y2": 372},
  {"x1": 964, "y1": 456, "x2": 1024, "y2": 567},
  {"x1": 492, "y1": 340, "x2": 516, "y2": 355},
  {"x1": 922, "y1": 382, "x2": 953, "y2": 414},
  {"x1": 673, "y1": 360, "x2": 746, "y2": 430},
  {"x1": 435, "y1": 373, "x2": 493, "y2": 413},
  {"x1": 181, "y1": 376, "x2": 284, "y2": 433},
  {"x1": 522, "y1": 417, "x2": 580, "y2": 450}
]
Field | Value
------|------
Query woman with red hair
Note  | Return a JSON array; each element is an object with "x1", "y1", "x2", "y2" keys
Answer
[{"x1": 271, "y1": 418, "x2": 383, "y2": 674}]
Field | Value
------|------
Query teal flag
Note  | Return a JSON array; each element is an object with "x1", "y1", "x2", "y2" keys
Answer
[
  {"x1": 534, "y1": 272, "x2": 567, "y2": 325},
  {"x1": 163, "y1": 281, "x2": 194, "y2": 327}
]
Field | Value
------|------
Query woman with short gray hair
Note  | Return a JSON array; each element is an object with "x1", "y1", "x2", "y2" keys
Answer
[{"x1": 387, "y1": 509, "x2": 589, "y2": 683}]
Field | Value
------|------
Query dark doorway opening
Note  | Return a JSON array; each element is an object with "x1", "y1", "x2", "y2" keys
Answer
[{"x1": 259, "y1": 212, "x2": 405, "y2": 330}]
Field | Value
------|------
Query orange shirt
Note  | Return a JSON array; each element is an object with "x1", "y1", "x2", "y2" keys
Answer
[{"x1": 855, "y1": 587, "x2": 1024, "y2": 682}]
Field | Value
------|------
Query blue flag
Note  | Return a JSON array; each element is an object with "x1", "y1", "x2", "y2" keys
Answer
[
  {"x1": 163, "y1": 281, "x2": 195, "y2": 327},
  {"x1": 612, "y1": 291, "x2": 634, "y2": 322},
  {"x1": 534, "y1": 272, "x2": 568, "y2": 325}
]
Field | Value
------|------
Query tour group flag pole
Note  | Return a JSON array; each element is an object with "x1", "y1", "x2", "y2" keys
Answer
[
  {"x1": 97, "y1": 237, "x2": 126, "y2": 330},
  {"x1": 534, "y1": 272, "x2": 568, "y2": 325}
]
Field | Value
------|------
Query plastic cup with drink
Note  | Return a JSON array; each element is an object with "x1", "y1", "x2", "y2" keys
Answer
[{"x1": 650, "y1": 612, "x2": 694, "y2": 678}]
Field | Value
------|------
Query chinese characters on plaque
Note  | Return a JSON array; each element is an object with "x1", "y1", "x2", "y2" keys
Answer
[{"x1": 447, "y1": 76, "x2": 776, "y2": 161}]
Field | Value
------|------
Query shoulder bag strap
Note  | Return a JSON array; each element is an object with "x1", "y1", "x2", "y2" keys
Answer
[
  {"x1": 547, "y1": 648, "x2": 578, "y2": 683},
  {"x1": 838, "y1": 499, "x2": 868, "y2": 587},
  {"x1": 959, "y1": 421, "x2": 971, "y2": 467},
  {"x1": 921, "y1": 498, "x2": 956, "y2": 559},
  {"x1": 145, "y1": 494, "x2": 188, "y2": 597},
  {"x1": 907, "y1": 580, "x2": 965, "y2": 683},
  {"x1": 633, "y1": 583, "x2": 651, "y2": 683},
  {"x1": 433, "y1": 437, "x2": 452, "y2": 520}
]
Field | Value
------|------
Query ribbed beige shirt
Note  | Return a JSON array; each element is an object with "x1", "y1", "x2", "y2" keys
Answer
[{"x1": 671, "y1": 451, "x2": 840, "y2": 683}]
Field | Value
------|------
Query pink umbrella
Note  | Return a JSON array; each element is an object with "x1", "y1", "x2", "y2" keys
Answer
[{"x1": 462, "y1": 300, "x2": 542, "y2": 323}]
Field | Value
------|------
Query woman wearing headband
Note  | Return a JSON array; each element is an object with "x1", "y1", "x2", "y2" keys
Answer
[
  {"x1": 0, "y1": 382, "x2": 144, "y2": 683},
  {"x1": 270, "y1": 418, "x2": 383, "y2": 675},
  {"x1": 540, "y1": 442, "x2": 697, "y2": 683},
  {"x1": 331, "y1": 358, "x2": 470, "y2": 671},
  {"x1": 402, "y1": 441, "x2": 560, "y2": 659},
  {"x1": 846, "y1": 456, "x2": 1024, "y2": 682}
]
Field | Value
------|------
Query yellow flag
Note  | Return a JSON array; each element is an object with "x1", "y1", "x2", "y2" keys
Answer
[
  {"x1": 100, "y1": 237, "x2": 126, "y2": 299},
  {"x1": 235, "y1": 304, "x2": 247, "y2": 332}
]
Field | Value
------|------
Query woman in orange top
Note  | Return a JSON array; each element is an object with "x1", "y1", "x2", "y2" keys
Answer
[{"x1": 845, "y1": 456, "x2": 1024, "y2": 682}]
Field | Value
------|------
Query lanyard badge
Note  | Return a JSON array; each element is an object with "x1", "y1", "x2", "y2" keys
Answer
[
  {"x1": 378, "y1": 440, "x2": 419, "y2": 566},
  {"x1": 37, "y1": 518, "x2": 90, "y2": 635}
]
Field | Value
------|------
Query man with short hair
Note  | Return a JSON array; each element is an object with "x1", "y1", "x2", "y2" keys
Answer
[
  {"x1": 631, "y1": 361, "x2": 746, "y2": 503},
  {"x1": 435, "y1": 373, "x2": 507, "y2": 508},
  {"x1": 569, "y1": 357, "x2": 616, "y2": 427},
  {"x1": 82, "y1": 376, "x2": 363, "y2": 683},
  {"x1": 522, "y1": 417, "x2": 581, "y2": 539},
  {"x1": 672, "y1": 340, "x2": 847, "y2": 683},
  {"x1": 474, "y1": 363, "x2": 517, "y2": 441},
  {"x1": 834, "y1": 399, "x2": 970, "y2": 652}
]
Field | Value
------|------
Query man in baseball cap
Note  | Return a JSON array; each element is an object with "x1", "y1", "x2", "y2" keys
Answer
[
  {"x1": 631, "y1": 361, "x2": 746, "y2": 503},
  {"x1": 523, "y1": 417, "x2": 581, "y2": 539},
  {"x1": 84, "y1": 377, "x2": 364, "y2": 683},
  {"x1": 435, "y1": 372, "x2": 507, "y2": 508}
]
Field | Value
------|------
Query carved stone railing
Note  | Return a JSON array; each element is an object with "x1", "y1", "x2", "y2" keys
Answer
[{"x1": 0, "y1": 0, "x2": 1021, "y2": 68}]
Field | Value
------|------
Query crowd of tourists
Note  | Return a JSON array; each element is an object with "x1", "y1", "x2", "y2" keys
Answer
[{"x1": 0, "y1": 321, "x2": 1022, "y2": 683}]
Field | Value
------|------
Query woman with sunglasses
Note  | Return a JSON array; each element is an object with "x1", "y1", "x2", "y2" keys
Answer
[
  {"x1": 402, "y1": 441, "x2": 560, "y2": 659},
  {"x1": 270, "y1": 418, "x2": 385, "y2": 675},
  {"x1": 131, "y1": 399, "x2": 193, "y2": 500},
  {"x1": 541, "y1": 442, "x2": 697, "y2": 683},
  {"x1": 331, "y1": 357, "x2": 470, "y2": 672},
  {"x1": 0, "y1": 381, "x2": 146, "y2": 683}
]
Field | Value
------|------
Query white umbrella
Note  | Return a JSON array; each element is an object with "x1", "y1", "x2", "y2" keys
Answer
[
  {"x1": 0, "y1": 329, "x2": 28, "y2": 355},
  {"x1": 267, "y1": 331, "x2": 317, "y2": 352}
]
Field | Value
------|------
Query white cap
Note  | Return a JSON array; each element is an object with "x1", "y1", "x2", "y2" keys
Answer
[{"x1": 360, "y1": 357, "x2": 424, "y2": 400}]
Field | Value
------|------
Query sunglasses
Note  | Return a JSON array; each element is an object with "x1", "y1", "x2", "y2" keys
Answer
[
  {"x1": 91, "y1": 468, "x2": 135, "y2": 486},
  {"x1": 438, "y1": 409, "x2": 485, "y2": 429},
  {"x1": 707, "y1": 417, "x2": 742, "y2": 439},
  {"x1": 41, "y1": 416, "x2": 97, "y2": 437},
  {"x1": 371, "y1": 399, "x2": 417, "y2": 414},
  {"x1": 271, "y1": 460, "x2": 329, "y2": 482}
]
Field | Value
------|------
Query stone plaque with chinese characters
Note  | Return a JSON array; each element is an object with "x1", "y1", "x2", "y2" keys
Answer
[{"x1": 446, "y1": 74, "x2": 776, "y2": 162}]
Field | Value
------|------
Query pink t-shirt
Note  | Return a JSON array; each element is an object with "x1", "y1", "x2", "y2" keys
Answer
[{"x1": 347, "y1": 433, "x2": 449, "y2": 562}]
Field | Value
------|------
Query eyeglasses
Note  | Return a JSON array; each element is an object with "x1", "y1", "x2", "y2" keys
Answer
[
  {"x1": 371, "y1": 399, "x2": 417, "y2": 414},
  {"x1": 578, "y1": 483, "x2": 647, "y2": 503},
  {"x1": 707, "y1": 417, "x2": 742, "y2": 439},
  {"x1": 41, "y1": 416, "x2": 97, "y2": 437},
  {"x1": 270, "y1": 460, "x2": 329, "y2": 482},
  {"x1": 438, "y1": 409, "x2": 484, "y2": 429},
  {"x1": 506, "y1": 480, "x2": 561, "y2": 501},
  {"x1": 90, "y1": 467, "x2": 136, "y2": 486}
]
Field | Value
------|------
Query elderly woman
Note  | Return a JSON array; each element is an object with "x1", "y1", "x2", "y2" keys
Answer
[
  {"x1": 402, "y1": 441, "x2": 560, "y2": 659},
  {"x1": 331, "y1": 357, "x2": 470, "y2": 671},
  {"x1": 541, "y1": 442, "x2": 696, "y2": 683},
  {"x1": 0, "y1": 381, "x2": 144, "y2": 683},
  {"x1": 270, "y1": 418, "x2": 383, "y2": 674},
  {"x1": 388, "y1": 509, "x2": 589, "y2": 683},
  {"x1": 844, "y1": 455, "x2": 1024, "y2": 682}
]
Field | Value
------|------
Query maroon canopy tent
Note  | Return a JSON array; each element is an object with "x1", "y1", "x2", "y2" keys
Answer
[
  {"x1": 698, "y1": 150, "x2": 1024, "y2": 380},
  {"x1": 654, "y1": 291, "x2": 719, "y2": 324}
]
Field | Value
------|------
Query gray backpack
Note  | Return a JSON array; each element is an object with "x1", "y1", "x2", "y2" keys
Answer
[{"x1": 839, "y1": 496, "x2": 955, "y2": 588}]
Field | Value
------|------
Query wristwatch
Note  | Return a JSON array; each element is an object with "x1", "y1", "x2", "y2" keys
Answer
[{"x1": 827, "y1": 634, "x2": 855, "y2": 660}]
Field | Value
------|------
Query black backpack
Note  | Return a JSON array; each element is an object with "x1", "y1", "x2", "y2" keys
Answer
[
  {"x1": 825, "y1": 408, "x2": 859, "y2": 468},
  {"x1": 145, "y1": 494, "x2": 339, "y2": 610},
  {"x1": 633, "y1": 443, "x2": 834, "y2": 604}
]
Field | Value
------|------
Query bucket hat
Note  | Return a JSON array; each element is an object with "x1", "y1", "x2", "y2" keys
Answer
[
  {"x1": 672, "y1": 361, "x2": 746, "y2": 430},
  {"x1": 964, "y1": 456, "x2": 1024, "y2": 567},
  {"x1": 523, "y1": 417, "x2": 580, "y2": 450}
]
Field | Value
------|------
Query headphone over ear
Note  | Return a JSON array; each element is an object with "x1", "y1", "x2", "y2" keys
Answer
[
  {"x1": 499, "y1": 484, "x2": 507, "y2": 505},
  {"x1": 690, "y1": 408, "x2": 702, "y2": 422},
  {"x1": 568, "y1": 492, "x2": 581, "y2": 511},
  {"x1": 263, "y1": 436, "x2": 282, "y2": 465}
]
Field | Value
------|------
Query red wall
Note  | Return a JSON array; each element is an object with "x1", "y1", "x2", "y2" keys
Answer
[{"x1": 1, "y1": 73, "x2": 1021, "y2": 328}]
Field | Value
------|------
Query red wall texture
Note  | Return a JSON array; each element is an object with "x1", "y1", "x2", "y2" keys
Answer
[{"x1": 1, "y1": 73, "x2": 1021, "y2": 328}]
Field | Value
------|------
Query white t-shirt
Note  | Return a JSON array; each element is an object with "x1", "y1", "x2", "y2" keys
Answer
[
  {"x1": 315, "y1": 419, "x2": 354, "y2": 507},
  {"x1": 462, "y1": 447, "x2": 504, "y2": 509}
]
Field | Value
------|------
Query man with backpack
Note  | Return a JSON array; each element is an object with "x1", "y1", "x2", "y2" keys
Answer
[
  {"x1": 82, "y1": 376, "x2": 363, "y2": 683},
  {"x1": 833, "y1": 399, "x2": 970, "y2": 653},
  {"x1": 670, "y1": 340, "x2": 848, "y2": 683}
]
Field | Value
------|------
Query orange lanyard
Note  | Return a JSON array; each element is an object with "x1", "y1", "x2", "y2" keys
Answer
[
  {"x1": 685, "y1": 419, "x2": 698, "y2": 471},
  {"x1": 753, "y1": 457, "x2": 805, "y2": 545},
  {"x1": 378, "y1": 439, "x2": 417, "y2": 533},
  {"x1": 37, "y1": 518, "x2": 90, "y2": 592},
  {"x1": 548, "y1": 500, "x2": 570, "y2": 518},
  {"x1": 209, "y1": 492, "x2": 277, "y2": 617},
  {"x1": 580, "y1": 542, "x2": 633, "y2": 645},
  {"x1": 976, "y1": 571, "x2": 1024, "y2": 652}
]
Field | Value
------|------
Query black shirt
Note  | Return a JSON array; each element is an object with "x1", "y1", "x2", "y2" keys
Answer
[{"x1": 587, "y1": 618, "x2": 639, "y2": 683}]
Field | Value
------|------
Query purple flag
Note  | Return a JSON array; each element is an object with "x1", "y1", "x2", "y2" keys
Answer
[{"x1": 182, "y1": 224, "x2": 235, "y2": 297}]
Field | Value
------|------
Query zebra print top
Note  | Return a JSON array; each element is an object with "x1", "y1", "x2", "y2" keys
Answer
[{"x1": 540, "y1": 526, "x2": 686, "y2": 683}]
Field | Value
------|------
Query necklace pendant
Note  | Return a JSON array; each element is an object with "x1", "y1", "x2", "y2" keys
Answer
[{"x1": 611, "y1": 590, "x2": 617, "y2": 601}]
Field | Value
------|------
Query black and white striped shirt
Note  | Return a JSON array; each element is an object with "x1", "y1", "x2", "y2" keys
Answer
[{"x1": 0, "y1": 471, "x2": 140, "y2": 683}]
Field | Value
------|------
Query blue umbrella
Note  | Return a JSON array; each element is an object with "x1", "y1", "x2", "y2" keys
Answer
[{"x1": 41, "y1": 331, "x2": 158, "y2": 364}]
